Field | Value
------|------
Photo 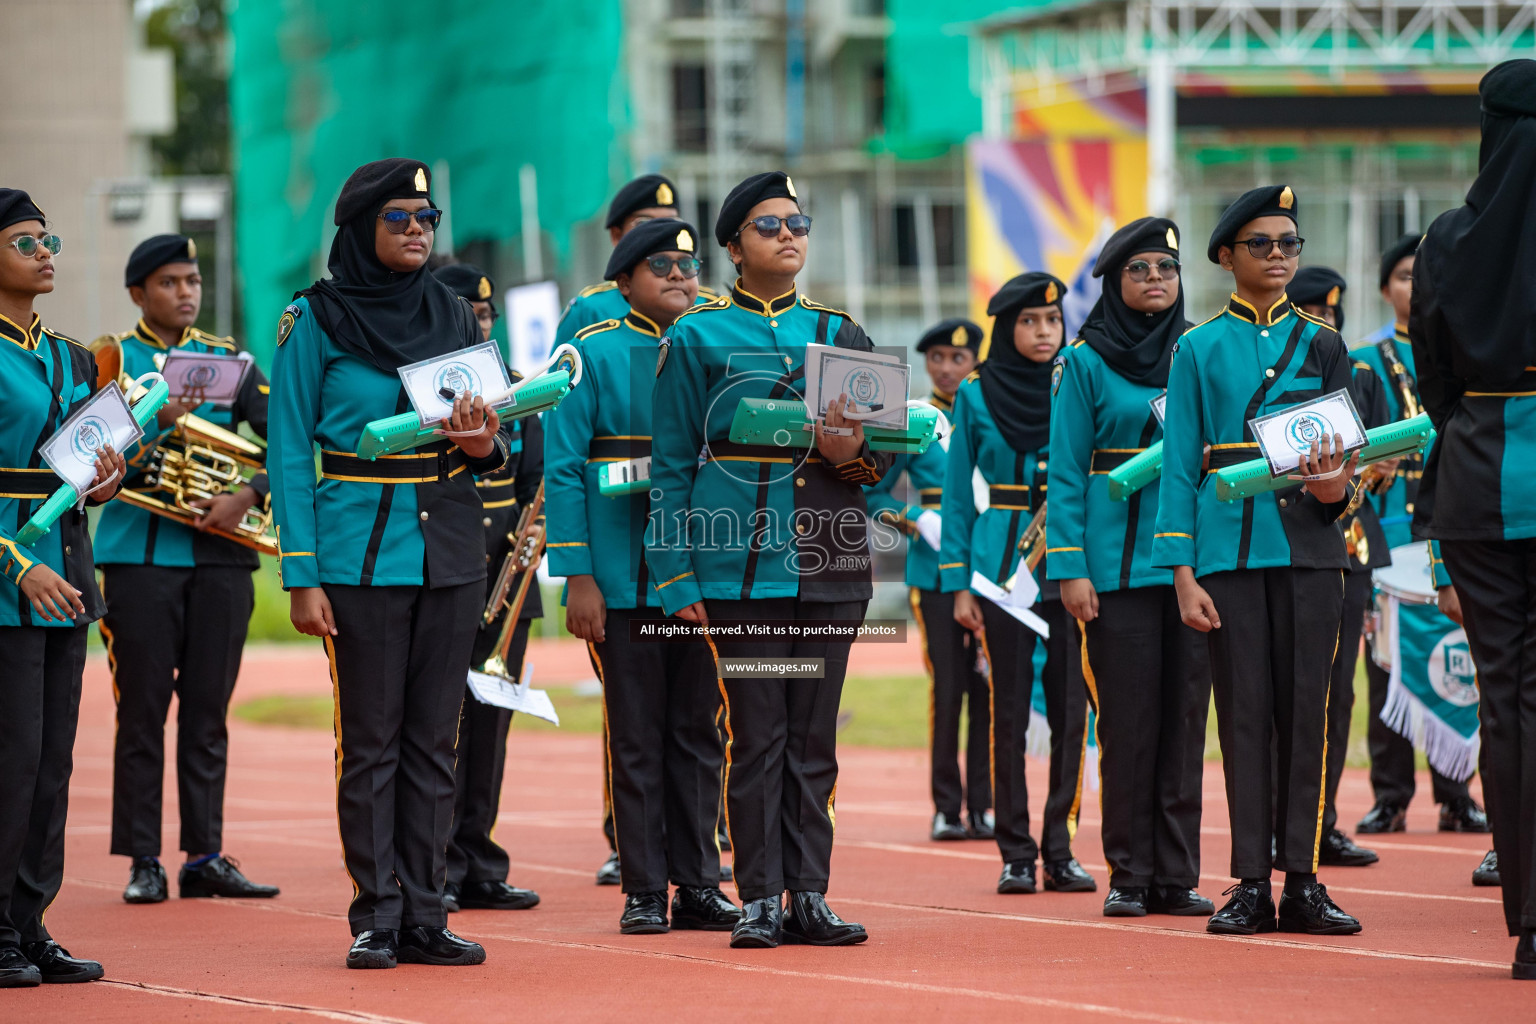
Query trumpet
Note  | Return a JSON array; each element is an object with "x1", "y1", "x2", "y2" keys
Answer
[
  {"x1": 1016, "y1": 501, "x2": 1048, "y2": 575},
  {"x1": 482, "y1": 480, "x2": 546, "y2": 628},
  {"x1": 91, "y1": 333, "x2": 279, "y2": 557}
]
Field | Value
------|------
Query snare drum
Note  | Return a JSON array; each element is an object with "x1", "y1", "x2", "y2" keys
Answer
[{"x1": 1369, "y1": 543, "x2": 1439, "y2": 670}]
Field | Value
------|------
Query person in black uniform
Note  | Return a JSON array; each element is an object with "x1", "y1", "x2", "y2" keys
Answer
[
  {"x1": 269, "y1": 159, "x2": 508, "y2": 970},
  {"x1": 95, "y1": 234, "x2": 280, "y2": 905},
  {"x1": 1410, "y1": 59, "x2": 1536, "y2": 980},
  {"x1": 431, "y1": 263, "x2": 542, "y2": 914},
  {"x1": 1287, "y1": 266, "x2": 1382, "y2": 868},
  {"x1": 0, "y1": 188, "x2": 124, "y2": 986}
]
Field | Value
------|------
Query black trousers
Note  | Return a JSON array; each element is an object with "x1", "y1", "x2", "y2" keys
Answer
[
  {"x1": 447, "y1": 618, "x2": 531, "y2": 888},
  {"x1": 1321, "y1": 569, "x2": 1373, "y2": 833},
  {"x1": 100, "y1": 565, "x2": 255, "y2": 857},
  {"x1": 1365, "y1": 651, "x2": 1469, "y2": 809},
  {"x1": 1082, "y1": 585, "x2": 1209, "y2": 888},
  {"x1": 1440, "y1": 539, "x2": 1536, "y2": 936},
  {"x1": 980, "y1": 597, "x2": 1089, "y2": 866},
  {"x1": 590, "y1": 607, "x2": 721, "y2": 893},
  {"x1": 0, "y1": 625, "x2": 86, "y2": 948},
  {"x1": 326, "y1": 581, "x2": 481, "y2": 935},
  {"x1": 1203, "y1": 568, "x2": 1341, "y2": 878},
  {"x1": 910, "y1": 588, "x2": 991, "y2": 820},
  {"x1": 706, "y1": 597, "x2": 863, "y2": 902}
]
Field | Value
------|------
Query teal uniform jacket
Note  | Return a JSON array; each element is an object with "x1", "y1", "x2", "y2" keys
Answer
[
  {"x1": 645, "y1": 284, "x2": 890, "y2": 615},
  {"x1": 1350, "y1": 324, "x2": 1422, "y2": 549},
  {"x1": 863, "y1": 393, "x2": 950, "y2": 591},
  {"x1": 94, "y1": 320, "x2": 271, "y2": 569},
  {"x1": 1151, "y1": 294, "x2": 1362, "y2": 577},
  {"x1": 1046, "y1": 339, "x2": 1171, "y2": 592},
  {"x1": 554, "y1": 281, "x2": 721, "y2": 350},
  {"x1": 268, "y1": 296, "x2": 508, "y2": 590},
  {"x1": 0, "y1": 314, "x2": 106, "y2": 628},
  {"x1": 544, "y1": 310, "x2": 664, "y2": 609},
  {"x1": 938, "y1": 375, "x2": 1048, "y2": 593}
]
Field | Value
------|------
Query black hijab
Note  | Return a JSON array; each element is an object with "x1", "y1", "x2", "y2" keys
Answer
[
  {"x1": 1078, "y1": 217, "x2": 1185, "y2": 389},
  {"x1": 979, "y1": 272, "x2": 1065, "y2": 453},
  {"x1": 301, "y1": 159, "x2": 476, "y2": 372},
  {"x1": 1419, "y1": 60, "x2": 1536, "y2": 384}
]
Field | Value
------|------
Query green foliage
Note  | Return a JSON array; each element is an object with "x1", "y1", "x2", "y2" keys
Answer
[{"x1": 144, "y1": 0, "x2": 231, "y2": 176}]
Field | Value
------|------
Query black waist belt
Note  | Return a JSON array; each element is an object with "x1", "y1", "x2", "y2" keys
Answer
[
  {"x1": 0, "y1": 467, "x2": 59, "y2": 499},
  {"x1": 988, "y1": 485, "x2": 1031, "y2": 510},
  {"x1": 589, "y1": 437, "x2": 652, "y2": 460},
  {"x1": 321, "y1": 448, "x2": 467, "y2": 484},
  {"x1": 1204, "y1": 445, "x2": 1261, "y2": 475},
  {"x1": 1090, "y1": 449, "x2": 1141, "y2": 473},
  {"x1": 705, "y1": 440, "x2": 822, "y2": 464}
]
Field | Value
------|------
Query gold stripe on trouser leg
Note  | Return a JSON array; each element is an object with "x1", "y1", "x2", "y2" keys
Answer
[
  {"x1": 908, "y1": 587, "x2": 937, "y2": 759},
  {"x1": 588, "y1": 641, "x2": 621, "y2": 865},
  {"x1": 1074, "y1": 620, "x2": 1102, "y2": 833},
  {"x1": 324, "y1": 635, "x2": 361, "y2": 902},
  {"x1": 699, "y1": 626, "x2": 736, "y2": 889},
  {"x1": 827, "y1": 782, "x2": 837, "y2": 831},
  {"x1": 713, "y1": 703, "x2": 725, "y2": 858},
  {"x1": 1311, "y1": 571, "x2": 1344, "y2": 872}
]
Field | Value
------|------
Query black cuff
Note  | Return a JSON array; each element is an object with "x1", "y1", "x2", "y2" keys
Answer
[
  {"x1": 466, "y1": 434, "x2": 510, "y2": 477},
  {"x1": 249, "y1": 471, "x2": 271, "y2": 503},
  {"x1": 833, "y1": 443, "x2": 881, "y2": 486}
]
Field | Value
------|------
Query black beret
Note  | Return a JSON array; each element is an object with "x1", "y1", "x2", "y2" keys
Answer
[
  {"x1": 916, "y1": 317, "x2": 982, "y2": 353},
  {"x1": 605, "y1": 218, "x2": 701, "y2": 281},
  {"x1": 1378, "y1": 233, "x2": 1420, "y2": 289},
  {"x1": 1207, "y1": 184, "x2": 1299, "y2": 264},
  {"x1": 1290, "y1": 266, "x2": 1346, "y2": 309},
  {"x1": 605, "y1": 175, "x2": 680, "y2": 230},
  {"x1": 1093, "y1": 217, "x2": 1180, "y2": 278},
  {"x1": 125, "y1": 234, "x2": 197, "y2": 288},
  {"x1": 986, "y1": 272, "x2": 1067, "y2": 317},
  {"x1": 715, "y1": 171, "x2": 800, "y2": 247},
  {"x1": 334, "y1": 158, "x2": 433, "y2": 226},
  {"x1": 0, "y1": 189, "x2": 46, "y2": 233},
  {"x1": 1480, "y1": 58, "x2": 1536, "y2": 118},
  {"x1": 433, "y1": 263, "x2": 496, "y2": 306}
]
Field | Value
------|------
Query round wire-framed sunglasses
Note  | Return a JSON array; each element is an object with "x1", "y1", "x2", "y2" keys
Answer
[
  {"x1": 1124, "y1": 257, "x2": 1180, "y2": 281},
  {"x1": 5, "y1": 233, "x2": 62, "y2": 258},
  {"x1": 644, "y1": 255, "x2": 702, "y2": 279},
  {"x1": 1236, "y1": 234, "x2": 1304, "y2": 258}
]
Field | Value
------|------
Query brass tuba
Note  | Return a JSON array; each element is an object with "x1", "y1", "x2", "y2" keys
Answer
[{"x1": 89, "y1": 333, "x2": 279, "y2": 556}]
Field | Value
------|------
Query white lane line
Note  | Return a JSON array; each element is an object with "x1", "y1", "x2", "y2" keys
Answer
[{"x1": 99, "y1": 979, "x2": 428, "y2": 1023}]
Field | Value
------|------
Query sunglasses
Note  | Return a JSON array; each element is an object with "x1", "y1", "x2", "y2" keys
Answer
[
  {"x1": 1125, "y1": 257, "x2": 1180, "y2": 282},
  {"x1": 738, "y1": 214, "x2": 812, "y2": 239},
  {"x1": 6, "y1": 234, "x2": 62, "y2": 258},
  {"x1": 377, "y1": 208, "x2": 442, "y2": 233},
  {"x1": 1236, "y1": 235, "x2": 1304, "y2": 258},
  {"x1": 645, "y1": 255, "x2": 702, "y2": 279}
]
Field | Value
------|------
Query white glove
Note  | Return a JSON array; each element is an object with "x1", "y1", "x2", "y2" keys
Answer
[{"x1": 916, "y1": 510, "x2": 943, "y2": 551}]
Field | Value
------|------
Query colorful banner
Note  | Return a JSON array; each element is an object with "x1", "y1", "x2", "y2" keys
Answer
[{"x1": 1383, "y1": 601, "x2": 1481, "y2": 782}]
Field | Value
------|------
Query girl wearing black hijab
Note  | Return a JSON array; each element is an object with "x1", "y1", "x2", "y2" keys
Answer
[
  {"x1": 1411, "y1": 58, "x2": 1536, "y2": 980},
  {"x1": 1046, "y1": 218, "x2": 1214, "y2": 918},
  {"x1": 938, "y1": 272, "x2": 1095, "y2": 897},
  {"x1": 268, "y1": 159, "x2": 509, "y2": 971}
]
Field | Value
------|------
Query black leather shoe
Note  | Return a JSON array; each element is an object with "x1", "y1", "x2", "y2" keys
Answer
[
  {"x1": 1102, "y1": 887, "x2": 1148, "y2": 917},
  {"x1": 398, "y1": 926, "x2": 485, "y2": 966},
  {"x1": 1278, "y1": 883, "x2": 1361, "y2": 935},
  {"x1": 1514, "y1": 931, "x2": 1536, "y2": 981},
  {"x1": 966, "y1": 810, "x2": 995, "y2": 840},
  {"x1": 442, "y1": 882, "x2": 460, "y2": 913},
  {"x1": 1207, "y1": 884, "x2": 1278, "y2": 935},
  {"x1": 1043, "y1": 859, "x2": 1097, "y2": 893},
  {"x1": 997, "y1": 860, "x2": 1037, "y2": 894},
  {"x1": 21, "y1": 941, "x2": 103, "y2": 983},
  {"x1": 345, "y1": 930, "x2": 398, "y2": 970},
  {"x1": 1356, "y1": 801, "x2": 1407, "y2": 834},
  {"x1": 123, "y1": 857, "x2": 167, "y2": 904},
  {"x1": 458, "y1": 880, "x2": 539, "y2": 911},
  {"x1": 1148, "y1": 886, "x2": 1214, "y2": 916},
  {"x1": 1318, "y1": 828, "x2": 1379, "y2": 867},
  {"x1": 730, "y1": 897, "x2": 783, "y2": 948},
  {"x1": 1473, "y1": 850, "x2": 1501, "y2": 887},
  {"x1": 782, "y1": 891, "x2": 868, "y2": 946},
  {"x1": 1439, "y1": 797, "x2": 1491, "y2": 833},
  {"x1": 0, "y1": 946, "x2": 41, "y2": 987},
  {"x1": 596, "y1": 852, "x2": 621, "y2": 886},
  {"x1": 931, "y1": 812, "x2": 967, "y2": 841},
  {"x1": 178, "y1": 855, "x2": 279, "y2": 899},
  {"x1": 620, "y1": 891, "x2": 669, "y2": 935},
  {"x1": 671, "y1": 887, "x2": 740, "y2": 931}
]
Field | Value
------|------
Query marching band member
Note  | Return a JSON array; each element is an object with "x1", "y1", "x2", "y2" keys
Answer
[
  {"x1": 866, "y1": 318, "x2": 993, "y2": 843},
  {"x1": 431, "y1": 263, "x2": 542, "y2": 914},
  {"x1": 546, "y1": 218, "x2": 736, "y2": 935},
  {"x1": 0, "y1": 189, "x2": 122, "y2": 986},
  {"x1": 1154, "y1": 185, "x2": 1364, "y2": 936},
  {"x1": 1048, "y1": 219, "x2": 1213, "y2": 917},
  {"x1": 941, "y1": 272, "x2": 1095, "y2": 898},
  {"x1": 95, "y1": 234, "x2": 280, "y2": 905},
  {"x1": 1411, "y1": 58, "x2": 1536, "y2": 980},
  {"x1": 647, "y1": 171, "x2": 884, "y2": 948},
  {"x1": 269, "y1": 159, "x2": 507, "y2": 970}
]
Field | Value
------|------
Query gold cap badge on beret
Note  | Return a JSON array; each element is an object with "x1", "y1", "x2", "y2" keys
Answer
[
  {"x1": 951, "y1": 325, "x2": 968, "y2": 346},
  {"x1": 186, "y1": 238, "x2": 197, "y2": 260},
  {"x1": 676, "y1": 228, "x2": 694, "y2": 251},
  {"x1": 414, "y1": 167, "x2": 428, "y2": 192},
  {"x1": 1326, "y1": 285, "x2": 1341, "y2": 306},
  {"x1": 785, "y1": 176, "x2": 798, "y2": 198},
  {"x1": 478, "y1": 276, "x2": 492, "y2": 300},
  {"x1": 1045, "y1": 281, "x2": 1059, "y2": 303},
  {"x1": 1166, "y1": 227, "x2": 1178, "y2": 250},
  {"x1": 657, "y1": 182, "x2": 674, "y2": 206},
  {"x1": 1279, "y1": 186, "x2": 1294, "y2": 210}
]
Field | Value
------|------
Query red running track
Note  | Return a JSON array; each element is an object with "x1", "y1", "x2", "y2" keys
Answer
[{"x1": 7, "y1": 644, "x2": 1523, "y2": 1023}]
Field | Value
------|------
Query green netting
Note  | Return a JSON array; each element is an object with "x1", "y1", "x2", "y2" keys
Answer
[{"x1": 228, "y1": 0, "x2": 626, "y2": 364}]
